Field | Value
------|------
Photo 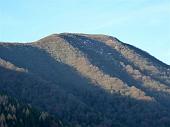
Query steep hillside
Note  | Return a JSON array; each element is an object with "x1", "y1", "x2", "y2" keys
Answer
[{"x1": 0, "y1": 33, "x2": 170, "y2": 127}]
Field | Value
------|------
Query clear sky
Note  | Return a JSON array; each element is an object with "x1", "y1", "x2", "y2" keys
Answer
[{"x1": 0, "y1": 0, "x2": 170, "y2": 65}]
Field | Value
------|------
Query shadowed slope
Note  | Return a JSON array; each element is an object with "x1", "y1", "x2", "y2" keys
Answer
[{"x1": 35, "y1": 34, "x2": 151, "y2": 100}]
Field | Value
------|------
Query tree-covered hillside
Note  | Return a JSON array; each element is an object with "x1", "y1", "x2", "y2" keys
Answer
[{"x1": 0, "y1": 93, "x2": 64, "y2": 127}]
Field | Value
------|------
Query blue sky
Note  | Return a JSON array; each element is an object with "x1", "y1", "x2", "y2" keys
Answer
[{"x1": 0, "y1": 0, "x2": 170, "y2": 65}]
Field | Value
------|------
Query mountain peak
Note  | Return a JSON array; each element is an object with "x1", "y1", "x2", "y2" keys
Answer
[{"x1": 36, "y1": 33, "x2": 120, "y2": 45}]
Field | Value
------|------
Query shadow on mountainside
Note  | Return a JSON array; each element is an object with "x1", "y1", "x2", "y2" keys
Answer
[
  {"x1": 59, "y1": 34, "x2": 139, "y2": 86},
  {"x1": 59, "y1": 34, "x2": 170, "y2": 104}
]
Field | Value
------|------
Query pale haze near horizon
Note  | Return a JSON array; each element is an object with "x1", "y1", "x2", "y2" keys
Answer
[{"x1": 0, "y1": 0, "x2": 170, "y2": 65}]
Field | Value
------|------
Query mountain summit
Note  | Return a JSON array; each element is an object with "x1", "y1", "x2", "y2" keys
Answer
[{"x1": 0, "y1": 33, "x2": 170, "y2": 127}]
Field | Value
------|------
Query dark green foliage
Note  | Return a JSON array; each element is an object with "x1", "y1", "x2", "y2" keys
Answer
[{"x1": 0, "y1": 93, "x2": 64, "y2": 127}]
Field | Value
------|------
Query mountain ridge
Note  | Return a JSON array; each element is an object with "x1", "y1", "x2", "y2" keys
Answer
[{"x1": 1, "y1": 33, "x2": 169, "y2": 66}]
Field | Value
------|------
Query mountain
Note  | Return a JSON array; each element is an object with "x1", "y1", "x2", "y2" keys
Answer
[{"x1": 0, "y1": 33, "x2": 170, "y2": 127}]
